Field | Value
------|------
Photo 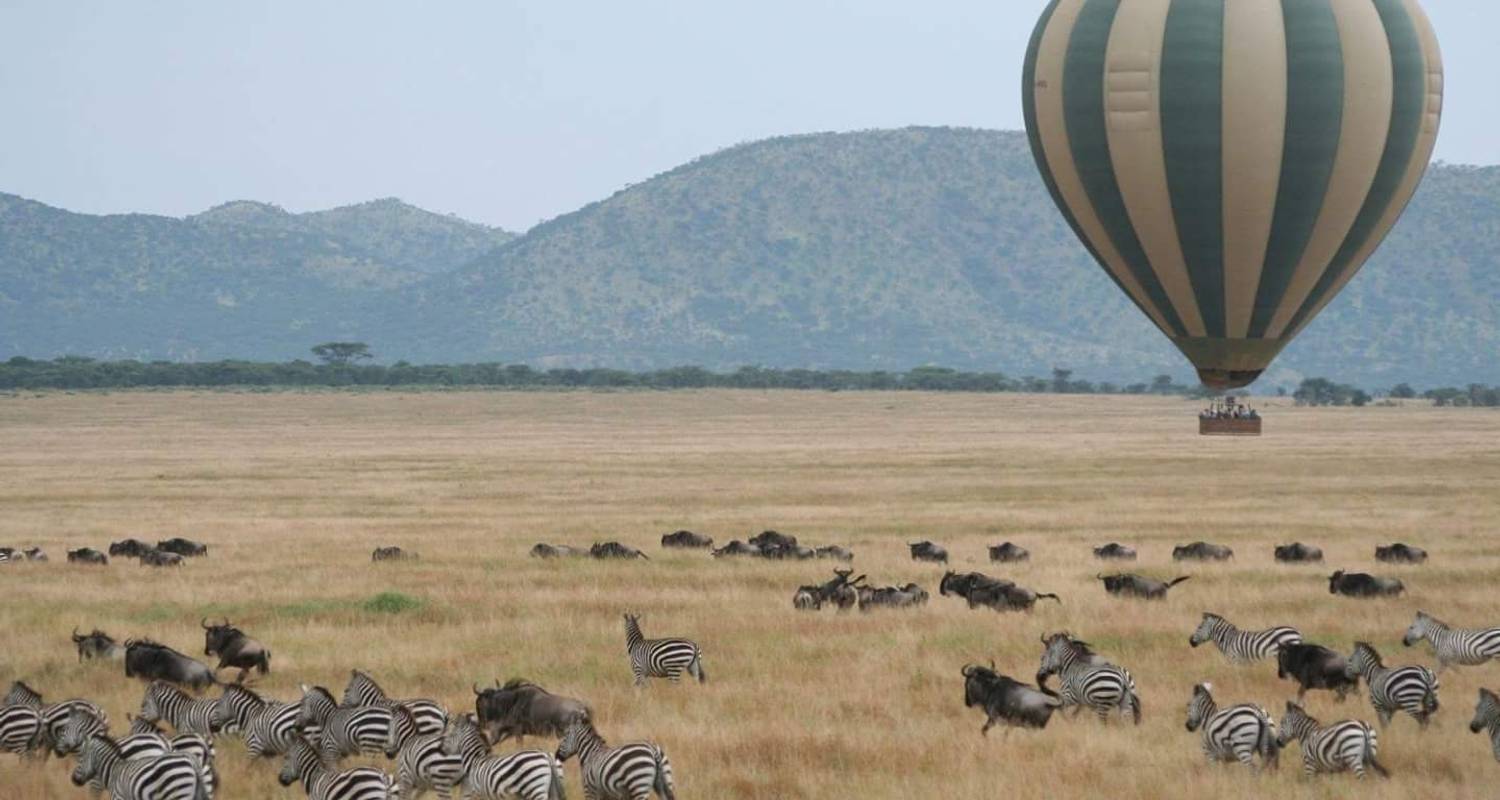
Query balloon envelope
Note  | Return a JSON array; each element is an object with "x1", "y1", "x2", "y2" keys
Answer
[{"x1": 1022, "y1": 0, "x2": 1442, "y2": 389}]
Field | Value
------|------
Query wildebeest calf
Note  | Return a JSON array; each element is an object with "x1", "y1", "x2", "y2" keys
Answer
[
  {"x1": 1274, "y1": 542, "x2": 1324, "y2": 563},
  {"x1": 1328, "y1": 570, "x2": 1404, "y2": 597},
  {"x1": 1172, "y1": 541, "x2": 1234, "y2": 561},
  {"x1": 908, "y1": 541, "x2": 948, "y2": 563},
  {"x1": 203, "y1": 618, "x2": 270, "y2": 683},
  {"x1": 1277, "y1": 643, "x2": 1357, "y2": 702},
  {"x1": 1098, "y1": 573, "x2": 1190, "y2": 600},
  {"x1": 962, "y1": 662, "x2": 1062, "y2": 734}
]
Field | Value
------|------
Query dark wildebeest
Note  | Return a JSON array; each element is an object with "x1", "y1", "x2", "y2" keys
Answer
[
  {"x1": 1172, "y1": 542, "x2": 1234, "y2": 562},
  {"x1": 157, "y1": 537, "x2": 207, "y2": 558},
  {"x1": 908, "y1": 541, "x2": 949, "y2": 564},
  {"x1": 749, "y1": 530, "x2": 797, "y2": 551},
  {"x1": 139, "y1": 549, "x2": 184, "y2": 567},
  {"x1": 793, "y1": 586, "x2": 821, "y2": 610},
  {"x1": 372, "y1": 546, "x2": 416, "y2": 561},
  {"x1": 474, "y1": 679, "x2": 591, "y2": 745},
  {"x1": 858, "y1": 583, "x2": 929, "y2": 611},
  {"x1": 1276, "y1": 643, "x2": 1358, "y2": 703},
  {"x1": 761, "y1": 541, "x2": 816, "y2": 560},
  {"x1": 988, "y1": 542, "x2": 1030, "y2": 563},
  {"x1": 710, "y1": 540, "x2": 761, "y2": 558},
  {"x1": 589, "y1": 541, "x2": 649, "y2": 560},
  {"x1": 815, "y1": 545, "x2": 854, "y2": 562},
  {"x1": 202, "y1": 618, "x2": 271, "y2": 683},
  {"x1": 123, "y1": 639, "x2": 216, "y2": 692},
  {"x1": 1093, "y1": 543, "x2": 1137, "y2": 561},
  {"x1": 660, "y1": 530, "x2": 713, "y2": 549},
  {"x1": 940, "y1": 571, "x2": 1059, "y2": 612},
  {"x1": 962, "y1": 661, "x2": 1062, "y2": 735},
  {"x1": 109, "y1": 539, "x2": 153, "y2": 558},
  {"x1": 1328, "y1": 570, "x2": 1404, "y2": 597},
  {"x1": 1098, "y1": 573, "x2": 1191, "y2": 600},
  {"x1": 22, "y1": 547, "x2": 47, "y2": 562},
  {"x1": 71, "y1": 628, "x2": 122, "y2": 662},
  {"x1": 1375, "y1": 543, "x2": 1428, "y2": 564},
  {"x1": 815, "y1": 568, "x2": 866, "y2": 610},
  {"x1": 529, "y1": 543, "x2": 584, "y2": 559},
  {"x1": 66, "y1": 548, "x2": 108, "y2": 565},
  {"x1": 1274, "y1": 542, "x2": 1324, "y2": 563}
]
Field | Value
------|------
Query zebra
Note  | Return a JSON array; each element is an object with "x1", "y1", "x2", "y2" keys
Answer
[
  {"x1": 623, "y1": 613, "x2": 705, "y2": 686},
  {"x1": 57, "y1": 706, "x2": 168, "y2": 759},
  {"x1": 1346, "y1": 641, "x2": 1440, "y2": 728},
  {"x1": 71, "y1": 733, "x2": 208, "y2": 800},
  {"x1": 118, "y1": 713, "x2": 218, "y2": 796},
  {"x1": 1277, "y1": 701, "x2": 1388, "y2": 778},
  {"x1": 2, "y1": 680, "x2": 105, "y2": 755},
  {"x1": 384, "y1": 703, "x2": 464, "y2": 799},
  {"x1": 277, "y1": 733, "x2": 395, "y2": 800},
  {"x1": 297, "y1": 684, "x2": 391, "y2": 763},
  {"x1": 1471, "y1": 688, "x2": 1500, "y2": 763},
  {"x1": 2, "y1": 680, "x2": 44, "y2": 707},
  {"x1": 1183, "y1": 683, "x2": 1278, "y2": 770},
  {"x1": 141, "y1": 680, "x2": 219, "y2": 736},
  {"x1": 555, "y1": 717, "x2": 675, "y2": 800},
  {"x1": 1403, "y1": 611, "x2": 1500, "y2": 671},
  {"x1": 211, "y1": 683, "x2": 305, "y2": 757},
  {"x1": 1189, "y1": 613, "x2": 1301, "y2": 664},
  {"x1": 440, "y1": 712, "x2": 563, "y2": 800},
  {"x1": 1035, "y1": 632, "x2": 1141, "y2": 724},
  {"x1": 342, "y1": 669, "x2": 448, "y2": 735},
  {"x1": 0, "y1": 705, "x2": 46, "y2": 758}
]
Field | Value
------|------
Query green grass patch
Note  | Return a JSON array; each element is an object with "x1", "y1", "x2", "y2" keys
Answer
[{"x1": 362, "y1": 591, "x2": 424, "y2": 614}]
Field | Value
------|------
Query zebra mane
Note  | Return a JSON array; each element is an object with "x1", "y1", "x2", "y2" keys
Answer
[
  {"x1": 1416, "y1": 610, "x2": 1448, "y2": 628},
  {"x1": 306, "y1": 685, "x2": 336, "y2": 705},
  {"x1": 1351, "y1": 641, "x2": 1384, "y2": 667},
  {"x1": 349, "y1": 669, "x2": 386, "y2": 695}
]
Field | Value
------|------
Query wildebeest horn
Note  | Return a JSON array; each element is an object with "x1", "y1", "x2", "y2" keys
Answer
[
  {"x1": 495, "y1": 679, "x2": 501, "y2": 688},
  {"x1": 474, "y1": 683, "x2": 482, "y2": 696},
  {"x1": 72, "y1": 626, "x2": 82, "y2": 641},
  {"x1": 961, "y1": 664, "x2": 976, "y2": 677},
  {"x1": 201, "y1": 617, "x2": 210, "y2": 628},
  {"x1": 988, "y1": 658, "x2": 996, "y2": 671}
]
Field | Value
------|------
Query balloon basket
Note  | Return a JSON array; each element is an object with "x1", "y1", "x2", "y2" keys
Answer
[{"x1": 1199, "y1": 417, "x2": 1262, "y2": 436}]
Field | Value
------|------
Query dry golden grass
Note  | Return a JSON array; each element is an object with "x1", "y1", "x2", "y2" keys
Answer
[{"x1": 0, "y1": 389, "x2": 1497, "y2": 799}]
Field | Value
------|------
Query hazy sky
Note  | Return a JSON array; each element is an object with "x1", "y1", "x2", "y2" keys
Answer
[{"x1": 2, "y1": 1, "x2": 1495, "y2": 231}]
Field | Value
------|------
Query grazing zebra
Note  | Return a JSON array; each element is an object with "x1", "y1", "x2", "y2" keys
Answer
[
  {"x1": 384, "y1": 704, "x2": 463, "y2": 799},
  {"x1": 1403, "y1": 611, "x2": 1500, "y2": 671},
  {"x1": 1277, "y1": 702, "x2": 1388, "y2": 779},
  {"x1": 1471, "y1": 688, "x2": 1500, "y2": 764},
  {"x1": 278, "y1": 733, "x2": 395, "y2": 800},
  {"x1": 342, "y1": 669, "x2": 448, "y2": 735},
  {"x1": 0, "y1": 705, "x2": 46, "y2": 758},
  {"x1": 1183, "y1": 683, "x2": 1278, "y2": 770},
  {"x1": 1035, "y1": 632, "x2": 1141, "y2": 724},
  {"x1": 555, "y1": 717, "x2": 675, "y2": 800},
  {"x1": 71, "y1": 734, "x2": 207, "y2": 800},
  {"x1": 1189, "y1": 613, "x2": 1301, "y2": 664},
  {"x1": 211, "y1": 684, "x2": 305, "y2": 758},
  {"x1": 440, "y1": 713, "x2": 563, "y2": 800},
  {"x1": 141, "y1": 681, "x2": 219, "y2": 736},
  {"x1": 1346, "y1": 642, "x2": 1440, "y2": 728},
  {"x1": 623, "y1": 613, "x2": 705, "y2": 686},
  {"x1": 297, "y1": 684, "x2": 390, "y2": 763}
]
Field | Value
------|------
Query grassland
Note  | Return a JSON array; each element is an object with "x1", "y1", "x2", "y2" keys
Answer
[{"x1": 0, "y1": 390, "x2": 1497, "y2": 799}]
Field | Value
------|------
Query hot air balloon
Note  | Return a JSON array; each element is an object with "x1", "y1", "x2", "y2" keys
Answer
[{"x1": 1022, "y1": 0, "x2": 1443, "y2": 390}]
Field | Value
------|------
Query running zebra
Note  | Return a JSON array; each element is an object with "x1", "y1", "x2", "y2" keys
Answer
[
  {"x1": 141, "y1": 681, "x2": 219, "y2": 736},
  {"x1": 1277, "y1": 701, "x2": 1388, "y2": 778},
  {"x1": 57, "y1": 706, "x2": 168, "y2": 759},
  {"x1": 71, "y1": 734, "x2": 207, "y2": 800},
  {"x1": 1036, "y1": 632, "x2": 1141, "y2": 724},
  {"x1": 3, "y1": 680, "x2": 106, "y2": 755},
  {"x1": 1183, "y1": 683, "x2": 1278, "y2": 770},
  {"x1": 1471, "y1": 688, "x2": 1500, "y2": 763},
  {"x1": 1403, "y1": 611, "x2": 1500, "y2": 671},
  {"x1": 0, "y1": 705, "x2": 46, "y2": 758},
  {"x1": 384, "y1": 703, "x2": 463, "y2": 799},
  {"x1": 1346, "y1": 642, "x2": 1440, "y2": 728},
  {"x1": 119, "y1": 713, "x2": 218, "y2": 796},
  {"x1": 2, "y1": 680, "x2": 43, "y2": 707},
  {"x1": 342, "y1": 669, "x2": 447, "y2": 734},
  {"x1": 623, "y1": 613, "x2": 706, "y2": 686},
  {"x1": 211, "y1": 684, "x2": 305, "y2": 758},
  {"x1": 278, "y1": 734, "x2": 395, "y2": 800},
  {"x1": 1189, "y1": 613, "x2": 1301, "y2": 664},
  {"x1": 555, "y1": 717, "x2": 675, "y2": 800},
  {"x1": 440, "y1": 712, "x2": 563, "y2": 800},
  {"x1": 297, "y1": 684, "x2": 390, "y2": 763}
]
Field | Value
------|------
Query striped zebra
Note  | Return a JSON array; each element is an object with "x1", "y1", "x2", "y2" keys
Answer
[
  {"x1": 297, "y1": 684, "x2": 390, "y2": 763},
  {"x1": 58, "y1": 706, "x2": 168, "y2": 758},
  {"x1": 1403, "y1": 611, "x2": 1500, "y2": 671},
  {"x1": 440, "y1": 712, "x2": 563, "y2": 800},
  {"x1": 1036, "y1": 632, "x2": 1141, "y2": 724},
  {"x1": 0, "y1": 705, "x2": 46, "y2": 758},
  {"x1": 623, "y1": 613, "x2": 705, "y2": 686},
  {"x1": 211, "y1": 684, "x2": 305, "y2": 757},
  {"x1": 2, "y1": 680, "x2": 106, "y2": 755},
  {"x1": 1183, "y1": 683, "x2": 1278, "y2": 770},
  {"x1": 342, "y1": 669, "x2": 448, "y2": 735},
  {"x1": 1277, "y1": 702, "x2": 1388, "y2": 779},
  {"x1": 555, "y1": 717, "x2": 675, "y2": 800},
  {"x1": 1189, "y1": 613, "x2": 1301, "y2": 664},
  {"x1": 384, "y1": 703, "x2": 463, "y2": 799},
  {"x1": 277, "y1": 733, "x2": 395, "y2": 800},
  {"x1": 1471, "y1": 688, "x2": 1500, "y2": 764},
  {"x1": 2, "y1": 680, "x2": 44, "y2": 707},
  {"x1": 1346, "y1": 642, "x2": 1440, "y2": 729},
  {"x1": 140, "y1": 681, "x2": 219, "y2": 736},
  {"x1": 71, "y1": 733, "x2": 207, "y2": 800},
  {"x1": 120, "y1": 713, "x2": 218, "y2": 796}
]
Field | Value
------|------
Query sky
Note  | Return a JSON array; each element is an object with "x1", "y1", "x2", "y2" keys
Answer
[{"x1": 2, "y1": 1, "x2": 1495, "y2": 232}]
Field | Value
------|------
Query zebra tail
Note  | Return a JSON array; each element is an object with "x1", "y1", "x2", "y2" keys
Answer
[
  {"x1": 692, "y1": 653, "x2": 707, "y2": 684},
  {"x1": 1259, "y1": 719, "x2": 1280, "y2": 771},
  {"x1": 654, "y1": 749, "x2": 676, "y2": 800},
  {"x1": 1126, "y1": 689, "x2": 1142, "y2": 725},
  {"x1": 549, "y1": 755, "x2": 567, "y2": 800},
  {"x1": 1365, "y1": 733, "x2": 1390, "y2": 779},
  {"x1": 1423, "y1": 686, "x2": 1439, "y2": 714}
]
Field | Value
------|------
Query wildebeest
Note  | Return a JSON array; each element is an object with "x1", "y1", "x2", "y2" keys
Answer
[
  {"x1": 1375, "y1": 543, "x2": 1428, "y2": 564},
  {"x1": 1328, "y1": 570, "x2": 1404, "y2": 597},
  {"x1": 202, "y1": 618, "x2": 271, "y2": 683},
  {"x1": 157, "y1": 537, "x2": 208, "y2": 557},
  {"x1": 1277, "y1": 643, "x2": 1358, "y2": 703},
  {"x1": 858, "y1": 583, "x2": 929, "y2": 610},
  {"x1": 109, "y1": 539, "x2": 153, "y2": 558},
  {"x1": 1173, "y1": 541, "x2": 1234, "y2": 561},
  {"x1": 908, "y1": 541, "x2": 948, "y2": 563},
  {"x1": 1098, "y1": 573, "x2": 1191, "y2": 600},
  {"x1": 529, "y1": 543, "x2": 584, "y2": 559},
  {"x1": 474, "y1": 678, "x2": 591, "y2": 745},
  {"x1": 793, "y1": 586, "x2": 821, "y2": 610},
  {"x1": 589, "y1": 541, "x2": 649, "y2": 560},
  {"x1": 139, "y1": 549, "x2": 184, "y2": 567},
  {"x1": 962, "y1": 661, "x2": 1062, "y2": 735},
  {"x1": 21, "y1": 547, "x2": 47, "y2": 562},
  {"x1": 814, "y1": 545, "x2": 854, "y2": 562},
  {"x1": 660, "y1": 530, "x2": 713, "y2": 549},
  {"x1": 372, "y1": 546, "x2": 416, "y2": 561},
  {"x1": 760, "y1": 540, "x2": 816, "y2": 560},
  {"x1": 988, "y1": 542, "x2": 1030, "y2": 563},
  {"x1": 71, "y1": 628, "x2": 122, "y2": 662},
  {"x1": 1093, "y1": 543, "x2": 1137, "y2": 561},
  {"x1": 940, "y1": 571, "x2": 1058, "y2": 612},
  {"x1": 811, "y1": 568, "x2": 865, "y2": 610},
  {"x1": 1274, "y1": 542, "x2": 1324, "y2": 563},
  {"x1": 123, "y1": 639, "x2": 216, "y2": 692},
  {"x1": 749, "y1": 530, "x2": 797, "y2": 551},
  {"x1": 710, "y1": 540, "x2": 761, "y2": 558},
  {"x1": 66, "y1": 548, "x2": 108, "y2": 565}
]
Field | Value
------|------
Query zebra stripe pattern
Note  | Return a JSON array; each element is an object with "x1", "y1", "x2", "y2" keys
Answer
[
  {"x1": 385, "y1": 704, "x2": 464, "y2": 799},
  {"x1": 624, "y1": 613, "x2": 706, "y2": 686},
  {"x1": 211, "y1": 684, "x2": 304, "y2": 758},
  {"x1": 297, "y1": 685, "x2": 390, "y2": 763},
  {"x1": 1404, "y1": 611, "x2": 1500, "y2": 670},
  {"x1": 1037, "y1": 632, "x2": 1141, "y2": 724},
  {"x1": 1278, "y1": 702, "x2": 1388, "y2": 778},
  {"x1": 1, "y1": 681, "x2": 106, "y2": 754},
  {"x1": 0, "y1": 705, "x2": 46, "y2": 757},
  {"x1": 1347, "y1": 641, "x2": 1440, "y2": 728},
  {"x1": 342, "y1": 669, "x2": 448, "y2": 735},
  {"x1": 1189, "y1": 613, "x2": 1302, "y2": 663},
  {"x1": 278, "y1": 734, "x2": 394, "y2": 800},
  {"x1": 71, "y1": 734, "x2": 205, "y2": 800},
  {"x1": 556, "y1": 717, "x2": 675, "y2": 800},
  {"x1": 441, "y1": 713, "x2": 563, "y2": 800},
  {"x1": 1472, "y1": 688, "x2": 1500, "y2": 764},
  {"x1": 3, "y1": 680, "x2": 44, "y2": 708},
  {"x1": 140, "y1": 681, "x2": 219, "y2": 736},
  {"x1": 1184, "y1": 683, "x2": 1278, "y2": 770},
  {"x1": 58, "y1": 706, "x2": 168, "y2": 760}
]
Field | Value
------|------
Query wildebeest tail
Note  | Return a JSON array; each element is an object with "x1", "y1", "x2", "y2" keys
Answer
[
  {"x1": 654, "y1": 748, "x2": 676, "y2": 800},
  {"x1": 1166, "y1": 576, "x2": 1192, "y2": 588},
  {"x1": 1035, "y1": 592, "x2": 1061, "y2": 603}
]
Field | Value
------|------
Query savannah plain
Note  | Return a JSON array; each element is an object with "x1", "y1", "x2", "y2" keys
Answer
[{"x1": 0, "y1": 389, "x2": 1497, "y2": 799}]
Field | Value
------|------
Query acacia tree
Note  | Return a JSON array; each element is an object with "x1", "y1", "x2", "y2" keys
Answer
[{"x1": 310, "y1": 342, "x2": 373, "y2": 365}]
